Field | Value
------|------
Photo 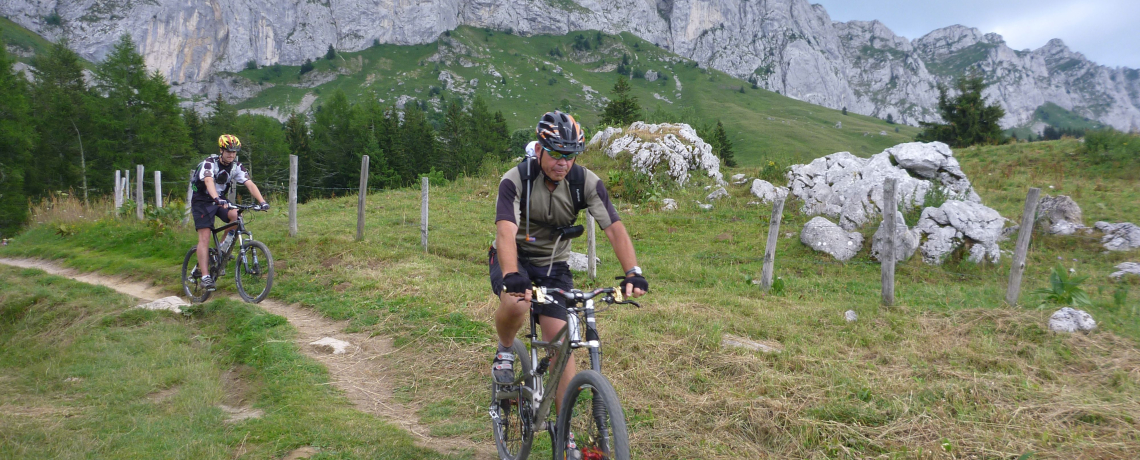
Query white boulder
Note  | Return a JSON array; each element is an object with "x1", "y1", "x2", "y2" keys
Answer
[
  {"x1": 310, "y1": 337, "x2": 352, "y2": 354},
  {"x1": 914, "y1": 200, "x2": 1006, "y2": 264},
  {"x1": 661, "y1": 198, "x2": 678, "y2": 211},
  {"x1": 706, "y1": 187, "x2": 729, "y2": 201},
  {"x1": 1095, "y1": 222, "x2": 1140, "y2": 251},
  {"x1": 870, "y1": 209, "x2": 919, "y2": 262},
  {"x1": 1110, "y1": 262, "x2": 1140, "y2": 280},
  {"x1": 568, "y1": 251, "x2": 600, "y2": 272},
  {"x1": 801, "y1": 216, "x2": 864, "y2": 261},
  {"x1": 750, "y1": 179, "x2": 789, "y2": 204},
  {"x1": 1048, "y1": 307, "x2": 1096, "y2": 333},
  {"x1": 133, "y1": 296, "x2": 190, "y2": 314},
  {"x1": 1037, "y1": 195, "x2": 1086, "y2": 235}
]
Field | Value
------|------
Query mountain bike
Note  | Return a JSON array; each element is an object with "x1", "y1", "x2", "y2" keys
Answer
[
  {"x1": 181, "y1": 203, "x2": 273, "y2": 303},
  {"x1": 491, "y1": 285, "x2": 640, "y2": 460}
]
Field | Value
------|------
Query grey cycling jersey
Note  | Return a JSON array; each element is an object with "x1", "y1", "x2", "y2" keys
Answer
[{"x1": 494, "y1": 162, "x2": 620, "y2": 263}]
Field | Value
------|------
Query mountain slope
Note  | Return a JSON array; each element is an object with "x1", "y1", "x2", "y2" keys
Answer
[
  {"x1": 4, "y1": 0, "x2": 1136, "y2": 131},
  {"x1": 228, "y1": 26, "x2": 921, "y2": 166}
]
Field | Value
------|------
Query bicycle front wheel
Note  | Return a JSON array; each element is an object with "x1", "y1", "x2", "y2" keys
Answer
[
  {"x1": 235, "y1": 240, "x2": 274, "y2": 303},
  {"x1": 182, "y1": 247, "x2": 211, "y2": 303},
  {"x1": 555, "y1": 370, "x2": 630, "y2": 460},
  {"x1": 491, "y1": 340, "x2": 533, "y2": 460}
]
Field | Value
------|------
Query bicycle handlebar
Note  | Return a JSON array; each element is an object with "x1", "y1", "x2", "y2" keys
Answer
[{"x1": 533, "y1": 286, "x2": 641, "y2": 308}]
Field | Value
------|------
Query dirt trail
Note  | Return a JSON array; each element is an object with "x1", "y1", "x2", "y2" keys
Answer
[{"x1": 0, "y1": 257, "x2": 495, "y2": 460}]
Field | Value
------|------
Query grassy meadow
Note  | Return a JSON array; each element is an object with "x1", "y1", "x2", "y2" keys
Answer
[{"x1": 2, "y1": 138, "x2": 1139, "y2": 459}]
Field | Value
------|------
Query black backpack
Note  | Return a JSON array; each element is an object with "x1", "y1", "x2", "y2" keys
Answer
[{"x1": 516, "y1": 159, "x2": 587, "y2": 227}]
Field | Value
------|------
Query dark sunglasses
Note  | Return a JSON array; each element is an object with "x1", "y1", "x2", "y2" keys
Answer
[{"x1": 543, "y1": 146, "x2": 579, "y2": 160}]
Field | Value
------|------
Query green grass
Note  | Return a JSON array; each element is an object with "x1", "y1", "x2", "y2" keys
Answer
[
  {"x1": 0, "y1": 265, "x2": 461, "y2": 459},
  {"x1": 230, "y1": 26, "x2": 919, "y2": 167},
  {"x1": 4, "y1": 139, "x2": 1140, "y2": 458}
]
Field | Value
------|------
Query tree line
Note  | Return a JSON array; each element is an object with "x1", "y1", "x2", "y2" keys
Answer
[{"x1": 0, "y1": 35, "x2": 510, "y2": 236}]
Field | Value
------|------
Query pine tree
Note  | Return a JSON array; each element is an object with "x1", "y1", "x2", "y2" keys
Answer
[
  {"x1": 0, "y1": 41, "x2": 35, "y2": 235},
  {"x1": 325, "y1": 44, "x2": 337, "y2": 60},
  {"x1": 916, "y1": 73, "x2": 1006, "y2": 147},
  {"x1": 401, "y1": 104, "x2": 440, "y2": 181},
  {"x1": 440, "y1": 100, "x2": 471, "y2": 178},
  {"x1": 601, "y1": 76, "x2": 640, "y2": 128},
  {"x1": 29, "y1": 39, "x2": 92, "y2": 201},
  {"x1": 711, "y1": 121, "x2": 736, "y2": 167},
  {"x1": 284, "y1": 112, "x2": 315, "y2": 199}
]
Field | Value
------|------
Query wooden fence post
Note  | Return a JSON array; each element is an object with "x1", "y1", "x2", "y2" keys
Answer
[
  {"x1": 113, "y1": 170, "x2": 122, "y2": 209},
  {"x1": 421, "y1": 177, "x2": 429, "y2": 252},
  {"x1": 289, "y1": 155, "x2": 298, "y2": 237},
  {"x1": 760, "y1": 196, "x2": 786, "y2": 291},
  {"x1": 587, "y1": 213, "x2": 597, "y2": 280},
  {"x1": 154, "y1": 171, "x2": 162, "y2": 208},
  {"x1": 1006, "y1": 187, "x2": 1042, "y2": 306},
  {"x1": 183, "y1": 170, "x2": 193, "y2": 225},
  {"x1": 136, "y1": 165, "x2": 144, "y2": 220},
  {"x1": 124, "y1": 169, "x2": 130, "y2": 205},
  {"x1": 357, "y1": 155, "x2": 369, "y2": 241},
  {"x1": 881, "y1": 178, "x2": 897, "y2": 306}
]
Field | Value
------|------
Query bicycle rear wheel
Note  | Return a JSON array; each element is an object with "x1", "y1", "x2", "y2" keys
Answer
[
  {"x1": 235, "y1": 240, "x2": 274, "y2": 303},
  {"x1": 181, "y1": 247, "x2": 211, "y2": 303},
  {"x1": 491, "y1": 340, "x2": 533, "y2": 460},
  {"x1": 555, "y1": 370, "x2": 630, "y2": 460}
]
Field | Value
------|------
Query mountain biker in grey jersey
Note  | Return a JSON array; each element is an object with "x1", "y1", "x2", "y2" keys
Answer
[
  {"x1": 489, "y1": 111, "x2": 648, "y2": 413},
  {"x1": 190, "y1": 134, "x2": 268, "y2": 291}
]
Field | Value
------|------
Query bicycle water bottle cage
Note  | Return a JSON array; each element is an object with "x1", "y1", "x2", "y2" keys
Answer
[{"x1": 556, "y1": 224, "x2": 585, "y2": 240}]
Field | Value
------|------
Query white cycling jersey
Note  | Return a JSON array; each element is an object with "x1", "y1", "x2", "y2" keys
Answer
[{"x1": 191, "y1": 155, "x2": 250, "y2": 200}]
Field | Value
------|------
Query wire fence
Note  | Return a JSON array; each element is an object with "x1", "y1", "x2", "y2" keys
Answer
[{"x1": 107, "y1": 163, "x2": 1134, "y2": 307}]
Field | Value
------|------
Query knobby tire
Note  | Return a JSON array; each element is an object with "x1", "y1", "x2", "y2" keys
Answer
[
  {"x1": 555, "y1": 370, "x2": 630, "y2": 460},
  {"x1": 491, "y1": 340, "x2": 533, "y2": 460},
  {"x1": 235, "y1": 240, "x2": 274, "y2": 303},
  {"x1": 182, "y1": 247, "x2": 212, "y2": 303}
]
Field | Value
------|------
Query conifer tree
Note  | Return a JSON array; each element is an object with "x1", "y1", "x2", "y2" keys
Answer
[
  {"x1": 917, "y1": 73, "x2": 1006, "y2": 147},
  {"x1": 0, "y1": 42, "x2": 35, "y2": 235},
  {"x1": 29, "y1": 39, "x2": 91, "y2": 200},
  {"x1": 601, "y1": 76, "x2": 640, "y2": 128},
  {"x1": 440, "y1": 100, "x2": 471, "y2": 178},
  {"x1": 711, "y1": 120, "x2": 736, "y2": 167}
]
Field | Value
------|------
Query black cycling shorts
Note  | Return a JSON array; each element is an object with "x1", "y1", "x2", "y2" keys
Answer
[
  {"x1": 191, "y1": 199, "x2": 233, "y2": 230},
  {"x1": 488, "y1": 246, "x2": 572, "y2": 322}
]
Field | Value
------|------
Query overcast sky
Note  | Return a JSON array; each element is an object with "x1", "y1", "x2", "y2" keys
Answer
[{"x1": 811, "y1": 0, "x2": 1138, "y2": 69}]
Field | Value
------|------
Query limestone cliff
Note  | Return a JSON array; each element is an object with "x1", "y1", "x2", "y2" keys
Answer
[{"x1": 5, "y1": 0, "x2": 1136, "y2": 131}]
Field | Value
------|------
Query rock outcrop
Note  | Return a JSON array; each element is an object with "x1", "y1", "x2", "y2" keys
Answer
[
  {"x1": 788, "y1": 142, "x2": 978, "y2": 231},
  {"x1": 4, "y1": 0, "x2": 1136, "y2": 131},
  {"x1": 600, "y1": 122, "x2": 724, "y2": 186}
]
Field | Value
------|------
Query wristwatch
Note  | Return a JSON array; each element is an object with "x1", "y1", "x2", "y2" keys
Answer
[{"x1": 625, "y1": 266, "x2": 642, "y2": 277}]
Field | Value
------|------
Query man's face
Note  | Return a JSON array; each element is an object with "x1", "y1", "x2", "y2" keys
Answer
[
  {"x1": 539, "y1": 148, "x2": 577, "y2": 182},
  {"x1": 219, "y1": 149, "x2": 238, "y2": 165}
]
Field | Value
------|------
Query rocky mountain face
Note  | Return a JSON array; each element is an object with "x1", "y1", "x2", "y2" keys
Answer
[{"x1": 5, "y1": 0, "x2": 1137, "y2": 131}]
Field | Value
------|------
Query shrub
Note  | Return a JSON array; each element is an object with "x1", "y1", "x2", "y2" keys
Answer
[
  {"x1": 45, "y1": 12, "x2": 62, "y2": 26},
  {"x1": 1081, "y1": 129, "x2": 1138, "y2": 161},
  {"x1": 606, "y1": 170, "x2": 660, "y2": 204},
  {"x1": 757, "y1": 159, "x2": 786, "y2": 184},
  {"x1": 299, "y1": 59, "x2": 314, "y2": 75},
  {"x1": 244, "y1": 60, "x2": 258, "y2": 71}
]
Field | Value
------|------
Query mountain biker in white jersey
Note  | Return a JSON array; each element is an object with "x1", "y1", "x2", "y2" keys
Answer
[
  {"x1": 489, "y1": 111, "x2": 649, "y2": 413},
  {"x1": 190, "y1": 134, "x2": 268, "y2": 291}
]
